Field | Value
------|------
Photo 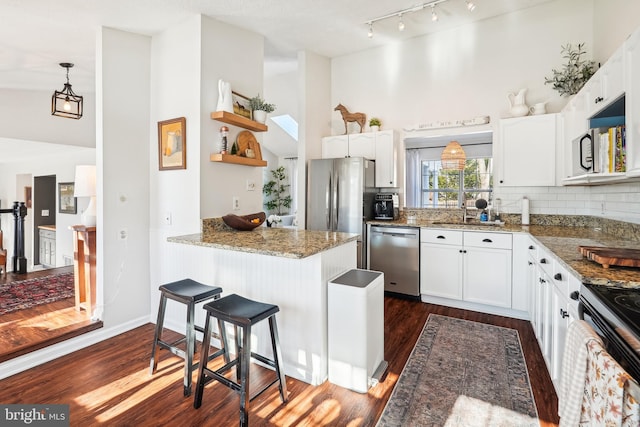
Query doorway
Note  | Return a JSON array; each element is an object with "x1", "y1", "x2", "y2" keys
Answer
[{"x1": 33, "y1": 175, "x2": 56, "y2": 267}]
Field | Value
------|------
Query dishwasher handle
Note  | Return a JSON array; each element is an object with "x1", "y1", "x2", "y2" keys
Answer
[{"x1": 370, "y1": 227, "x2": 418, "y2": 239}]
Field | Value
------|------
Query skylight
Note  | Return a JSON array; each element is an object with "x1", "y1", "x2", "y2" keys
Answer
[{"x1": 270, "y1": 115, "x2": 298, "y2": 141}]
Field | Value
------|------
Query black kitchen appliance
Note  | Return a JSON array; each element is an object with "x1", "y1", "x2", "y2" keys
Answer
[
  {"x1": 579, "y1": 283, "x2": 640, "y2": 381},
  {"x1": 373, "y1": 193, "x2": 398, "y2": 220}
]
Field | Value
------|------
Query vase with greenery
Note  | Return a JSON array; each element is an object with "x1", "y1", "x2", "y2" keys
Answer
[
  {"x1": 544, "y1": 42, "x2": 596, "y2": 97},
  {"x1": 263, "y1": 166, "x2": 292, "y2": 217},
  {"x1": 369, "y1": 117, "x2": 381, "y2": 131},
  {"x1": 249, "y1": 95, "x2": 276, "y2": 124}
]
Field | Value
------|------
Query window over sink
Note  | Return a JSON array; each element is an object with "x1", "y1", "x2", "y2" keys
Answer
[{"x1": 405, "y1": 131, "x2": 493, "y2": 208}]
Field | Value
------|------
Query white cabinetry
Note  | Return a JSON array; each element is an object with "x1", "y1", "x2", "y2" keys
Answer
[
  {"x1": 39, "y1": 228, "x2": 56, "y2": 268},
  {"x1": 374, "y1": 130, "x2": 397, "y2": 187},
  {"x1": 322, "y1": 134, "x2": 375, "y2": 159},
  {"x1": 420, "y1": 229, "x2": 512, "y2": 309},
  {"x1": 512, "y1": 233, "x2": 534, "y2": 313},
  {"x1": 420, "y1": 229, "x2": 463, "y2": 300},
  {"x1": 497, "y1": 114, "x2": 561, "y2": 186},
  {"x1": 586, "y1": 46, "x2": 625, "y2": 117},
  {"x1": 321, "y1": 130, "x2": 397, "y2": 187},
  {"x1": 626, "y1": 28, "x2": 640, "y2": 176}
]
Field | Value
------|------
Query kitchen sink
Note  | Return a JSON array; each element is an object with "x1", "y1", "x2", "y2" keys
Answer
[{"x1": 431, "y1": 221, "x2": 504, "y2": 227}]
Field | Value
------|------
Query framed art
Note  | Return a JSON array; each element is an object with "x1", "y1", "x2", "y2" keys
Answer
[
  {"x1": 24, "y1": 186, "x2": 32, "y2": 209},
  {"x1": 158, "y1": 117, "x2": 186, "y2": 170},
  {"x1": 232, "y1": 91, "x2": 252, "y2": 119},
  {"x1": 59, "y1": 182, "x2": 77, "y2": 214}
]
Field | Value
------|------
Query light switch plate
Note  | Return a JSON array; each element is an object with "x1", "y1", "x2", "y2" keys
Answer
[{"x1": 42, "y1": 209, "x2": 49, "y2": 216}]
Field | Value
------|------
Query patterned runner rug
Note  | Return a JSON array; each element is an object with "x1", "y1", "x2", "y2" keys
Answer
[
  {"x1": 0, "y1": 272, "x2": 74, "y2": 315},
  {"x1": 377, "y1": 314, "x2": 539, "y2": 427}
]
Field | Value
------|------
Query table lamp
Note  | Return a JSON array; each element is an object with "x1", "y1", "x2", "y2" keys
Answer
[{"x1": 74, "y1": 165, "x2": 96, "y2": 226}]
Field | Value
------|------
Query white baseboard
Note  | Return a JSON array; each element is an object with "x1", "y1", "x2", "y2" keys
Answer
[{"x1": 0, "y1": 316, "x2": 149, "y2": 380}]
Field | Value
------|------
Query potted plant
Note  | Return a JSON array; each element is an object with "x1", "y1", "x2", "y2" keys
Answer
[
  {"x1": 263, "y1": 166, "x2": 292, "y2": 223},
  {"x1": 369, "y1": 117, "x2": 381, "y2": 132},
  {"x1": 544, "y1": 43, "x2": 596, "y2": 97},
  {"x1": 249, "y1": 94, "x2": 276, "y2": 124}
]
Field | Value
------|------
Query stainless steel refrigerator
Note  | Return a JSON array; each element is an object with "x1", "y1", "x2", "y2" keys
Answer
[{"x1": 307, "y1": 157, "x2": 376, "y2": 268}]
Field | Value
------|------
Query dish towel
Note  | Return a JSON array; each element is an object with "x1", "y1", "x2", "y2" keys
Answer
[
  {"x1": 558, "y1": 320, "x2": 603, "y2": 427},
  {"x1": 578, "y1": 339, "x2": 640, "y2": 426}
]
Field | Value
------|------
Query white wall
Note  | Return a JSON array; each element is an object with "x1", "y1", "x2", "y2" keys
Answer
[
  {"x1": 298, "y1": 51, "x2": 332, "y2": 228},
  {"x1": 0, "y1": 89, "x2": 95, "y2": 148},
  {"x1": 96, "y1": 27, "x2": 151, "y2": 326},
  {"x1": 331, "y1": 0, "x2": 640, "y2": 223}
]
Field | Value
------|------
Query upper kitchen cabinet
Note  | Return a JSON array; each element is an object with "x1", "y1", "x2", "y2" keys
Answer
[
  {"x1": 321, "y1": 130, "x2": 398, "y2": 187},
  {"x1": 322, "y1": 133, "x2": 375, "y2": 159},
  {"x1": 625, "y1": 28, "x2": 640, "y2": 176},
  {"x1": 585, "y1": 46, "x2": 624, "y2": 118},
  {"x1": 497, "y1": 114, "x2": 561, "y2": 187}
]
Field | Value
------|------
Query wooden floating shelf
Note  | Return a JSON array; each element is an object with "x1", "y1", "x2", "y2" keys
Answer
[
  {"x1": 210, "y1": 153, "x2": 267, "y2": 167},
  {"x1": 211, "y1": 111, "x2": 268, "y2": 132}
]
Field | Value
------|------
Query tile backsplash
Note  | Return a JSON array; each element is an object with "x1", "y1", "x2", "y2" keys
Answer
[{"x1": 493, "y1": 181, "x2": 640, "y2": 225}]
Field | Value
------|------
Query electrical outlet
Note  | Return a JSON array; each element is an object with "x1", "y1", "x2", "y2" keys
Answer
[
  {"x1": 246, "y1": 179, "x2": 256, "y2": 191},
  {"x1": 163, "y1": 212, "x2": 172, "y2": 225},
  {"x1": 233, "y1": 196, "x2": 240, "y2": 210},
  {"x1": 119, "y1": 228, "x2": 128, "y2": 240}
]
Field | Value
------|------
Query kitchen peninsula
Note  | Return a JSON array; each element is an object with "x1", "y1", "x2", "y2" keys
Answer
[{"x1": 167, "y1": 220, "x2": 358, "y2": 385}]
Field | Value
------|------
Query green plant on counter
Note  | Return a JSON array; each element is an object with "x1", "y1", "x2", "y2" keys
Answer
[
  {"x1": 249, "y1": 95, "x2": 276, "y2": 113},
  {"x1": 544, "y1": 42, "x2": 596, "y2": 97},
  {"x1": 263, "y1": 166, "x2": 292, "y2": 215},
  {"x1": 369, "y1": 117, "x2": 381, "y2": 127}
]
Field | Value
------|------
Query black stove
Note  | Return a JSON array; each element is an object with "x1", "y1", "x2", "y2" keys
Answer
[{"x1": 579, "y1": 283, "x2": 640, "y2": 380}]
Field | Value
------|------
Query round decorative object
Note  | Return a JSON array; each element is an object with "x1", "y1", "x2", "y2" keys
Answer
[{"x1": 222, "y1": 212, "x2": 266, "y2": 231}]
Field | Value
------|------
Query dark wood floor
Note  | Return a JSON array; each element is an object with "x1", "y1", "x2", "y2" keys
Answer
[
  {"x1": 0, "y1": 266, "x2": 102, "y2": 363},
  {"x1": 0, "y1": 295, "x2": 559, "y2": 427}
]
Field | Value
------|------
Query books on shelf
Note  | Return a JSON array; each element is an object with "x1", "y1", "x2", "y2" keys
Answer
[{"x1": 597, "y1": 124, "x2": 626, "y2": 173}]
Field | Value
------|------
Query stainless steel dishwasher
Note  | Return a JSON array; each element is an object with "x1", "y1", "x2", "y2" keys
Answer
[{"x1": 368, "y1": 226, "x2": 420, "y2": 297}]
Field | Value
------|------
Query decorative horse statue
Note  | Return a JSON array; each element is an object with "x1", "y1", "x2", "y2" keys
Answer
[{"x1": 334, "y1": 104, "x2": 366, "y2": 134}]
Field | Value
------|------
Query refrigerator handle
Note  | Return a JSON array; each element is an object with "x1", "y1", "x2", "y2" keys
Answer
[
  {"x1": 335, "y1": 176, "x2": 340, "y2": 227},
  {"x1": 332, "y1": 169, "x2": 338, "y2": 230},
  {"x1": 326, "y1": 174, "x2": 331, "y2": 229}
]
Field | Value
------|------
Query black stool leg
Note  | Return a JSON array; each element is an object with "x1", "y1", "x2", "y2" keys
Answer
[
  {"x1": 218, "y1": 319, "x2": 231, "y2": 364},
  {"x1": 269, "y1": 316, "x2": 289, "y2": 403},
  {"x1": 150, "y1": 294, "x2": 167, "y2": 374},
  {"x1": 239, "y1": 324, "x2": 251, "y2": 427},
  {"x1": 184, "y1": 300, "x2": 196, "y2": 396},
  {"x1": 194, "y1": 315, "x2": 213, "y2": 409}
]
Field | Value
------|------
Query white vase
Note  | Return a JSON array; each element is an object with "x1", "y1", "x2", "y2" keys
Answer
[
  {"x1": 253, "y1": 110, "x2": 267, "y2": 124},
  {"x1": 370, "y1": 125, "x2": 380, "y2": 132}
]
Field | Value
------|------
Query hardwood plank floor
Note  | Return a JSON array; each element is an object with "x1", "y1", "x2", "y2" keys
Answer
[
  {"x1": 0, "y1": 266, "x2": 103, "y2": 363},
  {"x1": 0, "y1": 297, "x2": 559, "y2": 426}
]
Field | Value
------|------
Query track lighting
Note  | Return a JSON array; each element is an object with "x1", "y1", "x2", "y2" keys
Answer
[{"x1": 365, "y1": 0, "x2": 477, "y2": 37}]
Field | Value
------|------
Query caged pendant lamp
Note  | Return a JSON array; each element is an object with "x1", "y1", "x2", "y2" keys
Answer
[
  {"x1": 441, "y1": 140, "x2": 466, "y2": 170},
  {"x1": 52, "y1": 63, "x2": 83, "y2": 119}
]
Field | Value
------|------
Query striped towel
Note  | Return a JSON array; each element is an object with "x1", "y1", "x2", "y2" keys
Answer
[
  {"x1": 558, "y1": 320, "x2": 602, "y2": 427},
  {"x1": 578, "y1": 339, "x2": 640, "y2": 426}
]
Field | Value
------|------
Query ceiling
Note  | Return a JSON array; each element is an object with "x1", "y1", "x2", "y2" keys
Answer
[
  {"x1": 0, "y1": 0, "x2": 554, "y2": 161},
  {"x1": 1, "y1": 0, "x2": 554, "y2": 92}
]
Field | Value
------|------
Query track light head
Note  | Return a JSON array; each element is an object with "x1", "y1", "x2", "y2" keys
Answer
[
  {"x1": 367, "y1": 22, "x2": 373, "y2": 38},
  {"x1": 431, "y1": 5, "x2": 439, "y2": 21},
  {"x1": 398, "y1": 14, "x2": 405, "y2": 31},
  {"x1": 466, "y1": 1, "x2": 476, "y2": 12}
]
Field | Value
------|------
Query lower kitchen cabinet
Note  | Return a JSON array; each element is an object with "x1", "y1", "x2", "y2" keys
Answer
[
  {"x1": 39, "y1": 227, "x2": 56, "y2": 268},
  {"x1": 420, "y1": 229, "x2": 512, "y2": 309}
]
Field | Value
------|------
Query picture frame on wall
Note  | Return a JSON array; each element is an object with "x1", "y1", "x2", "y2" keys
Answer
[
  {"x1": 24, "y1": 186, "x2": 32, "y2": 209},
  {"x1": 59, "y1": 182, "x2": 77, "y2": 214},
  {"x1": 158, "y1": 117, "x2": 186, "y2": 171},
  {"x1": 231, "y1": 91, "x2": 252, "y2": 119}
]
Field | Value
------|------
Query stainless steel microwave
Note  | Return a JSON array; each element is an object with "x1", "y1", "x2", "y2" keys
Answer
[{"x1": 571, "y1": 129, "x2": 600, "y2": 176}]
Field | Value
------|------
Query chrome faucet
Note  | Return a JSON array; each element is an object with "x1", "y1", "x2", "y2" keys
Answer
[{"x1": 462, "y1": 203, "x2": 469, "y2": 223}]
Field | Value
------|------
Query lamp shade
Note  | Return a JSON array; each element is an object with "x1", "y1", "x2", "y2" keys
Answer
[
  {"x1": 441, "y1": 141, "x2": 466, "y2": 170},
  {"x1": 74, "y1": 165, "x2": 96, "y2": 197}
]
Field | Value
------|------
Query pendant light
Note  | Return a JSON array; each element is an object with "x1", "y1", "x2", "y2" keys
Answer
[
  {"x1": 51, "y1": 62, "x2": 83, "y2": 119},
  {"x1": 441, "y1": 140, "x2": 466, "y2": 170}
]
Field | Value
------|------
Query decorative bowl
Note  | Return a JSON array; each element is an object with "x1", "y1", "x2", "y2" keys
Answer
[{"x1": 222, "y1": 212, "x2": 266, "y2": 231}]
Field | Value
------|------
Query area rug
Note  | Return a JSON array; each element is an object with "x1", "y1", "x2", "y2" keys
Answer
[
  {"x1": 0, "y1": 272, "x2": 74, "y2": 315},
  {"x1": 377, "y1": 314, "x2": 539, "y2": 427}
]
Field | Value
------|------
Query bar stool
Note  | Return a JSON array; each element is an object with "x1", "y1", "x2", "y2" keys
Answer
[
  {"x1": 193, "y1": 293, "x2": 288, "y2": 426},
  {"x1": 150, "y1": 278, "x2": 225, "y2": 396}
]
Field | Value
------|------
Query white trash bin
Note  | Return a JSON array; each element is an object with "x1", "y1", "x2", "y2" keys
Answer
[{"x1": 328, "y1": 269, "x2": 387, "y2": 393}]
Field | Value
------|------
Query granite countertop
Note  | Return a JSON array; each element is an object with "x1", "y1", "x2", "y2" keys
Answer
[
  {"x1": 168, "y1": 227, "x2": 359, "y2": 259},
  {"x1": 367, "y1": 218, "x2": 640, "y2": 288},
  {"x1": 38, "y1": 225, "x2": 56, "y2": 231}
]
